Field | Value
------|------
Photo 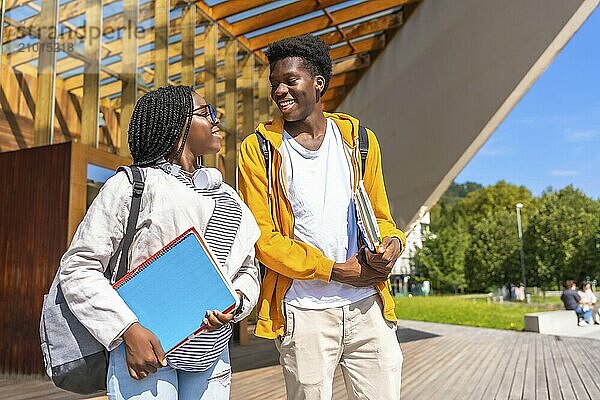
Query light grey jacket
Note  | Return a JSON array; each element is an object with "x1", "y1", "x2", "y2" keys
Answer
[{"x1": 59, "y1": 167, "x2": 260, "y2": 350}]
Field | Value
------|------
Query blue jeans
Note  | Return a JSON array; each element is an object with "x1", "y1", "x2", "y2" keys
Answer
[
  {"x1": 107, "y1": 344, "x2": 231, "y2": 400},
  {"x1": 576, "y1": 305, "x2": 592, "y2": 323}
]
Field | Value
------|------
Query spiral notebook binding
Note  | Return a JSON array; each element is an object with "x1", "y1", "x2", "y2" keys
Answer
[{"x1": 113, "y1": 228, "x2": 204, "y2": 290}]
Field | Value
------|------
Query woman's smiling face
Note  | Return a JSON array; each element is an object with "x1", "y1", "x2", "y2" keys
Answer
[{"x1": 183, "y1": 92, "x2": 222, "y2": 157}]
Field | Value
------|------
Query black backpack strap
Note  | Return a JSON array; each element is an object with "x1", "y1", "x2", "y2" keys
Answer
[
  {"x1": 255, "y1": 130, "x2": 270, "y2": 176},
  {"x1": 358, "y1": 125, "x2": 369, "y2": 179},
  {"x1": 115, "y1": 165, "x2": 145, "y2": 282},
  {"x1": 253, "y1": 131, "x2": 271, "y2": 279},
  {"x1": 254, "y1": 130, "x2": 274, "y2": 198}
]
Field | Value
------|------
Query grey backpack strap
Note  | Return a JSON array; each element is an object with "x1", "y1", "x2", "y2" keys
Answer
[
  {"x1": 115, "y1": 165, "x2": 145, "y2": 281},
  {"x1": 358, "y1": 125, "x2": 369, "y2": 179}
]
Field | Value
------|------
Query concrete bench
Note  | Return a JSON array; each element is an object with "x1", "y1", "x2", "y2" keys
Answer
[
  {"x1": 524, "y1": 310, "x2": 578, "y2": 333},
  {"x1": 543, "y1": 290, "x2": 563, "y2": 297}
]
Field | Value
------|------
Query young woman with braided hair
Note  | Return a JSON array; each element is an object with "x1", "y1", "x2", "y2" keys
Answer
[{"x1": 59, "y1": 85, "x2": 260, "y2": 399}]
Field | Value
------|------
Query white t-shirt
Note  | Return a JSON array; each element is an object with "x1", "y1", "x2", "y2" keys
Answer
[
  {"x1": 282, "y1": 119, "x2": 376, "y2": 309},
  {"x1": 579, "y1": 289, "x2": 597, "y2": 311}
]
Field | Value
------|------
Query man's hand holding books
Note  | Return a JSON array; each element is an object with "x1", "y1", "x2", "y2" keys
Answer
[
  {"x1": 331, "y1": 237, "x2": 402, "y2": 287},
  {"x1": 361, "y1": 236, "x2": 402, "y2": 276}
]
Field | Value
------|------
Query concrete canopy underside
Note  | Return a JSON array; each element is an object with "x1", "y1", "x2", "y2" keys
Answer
[{"x1": 339, "y1": 0, "x2": 599, "y2": 230}]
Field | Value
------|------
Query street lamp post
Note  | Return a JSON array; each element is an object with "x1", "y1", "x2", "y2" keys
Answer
[{"x1": 516, "y1": 203, "x2": 526, "y2": 293}]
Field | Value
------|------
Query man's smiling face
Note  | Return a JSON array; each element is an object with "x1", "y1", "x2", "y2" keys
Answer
[{"x1": 269, "y1": 57, "x2": 321, "y2": 122}]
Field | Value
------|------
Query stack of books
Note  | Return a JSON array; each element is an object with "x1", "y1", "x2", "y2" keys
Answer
[{"x1": 354, "y1": 180, "x2": 382, "y2": 252}]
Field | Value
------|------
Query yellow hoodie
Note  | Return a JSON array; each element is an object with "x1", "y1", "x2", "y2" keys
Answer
[{"x1": 238, "y1": 112, "x2": 406, "y2": 339}]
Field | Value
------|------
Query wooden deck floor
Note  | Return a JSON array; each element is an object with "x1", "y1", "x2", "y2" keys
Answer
[{"x1": 3, "y1": 320, "x2": 600, "y2": 399}]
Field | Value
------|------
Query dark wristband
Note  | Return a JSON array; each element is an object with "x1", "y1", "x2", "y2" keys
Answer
[{"x1": 234, "y1": 292, "x2": 245, "y2": 317}]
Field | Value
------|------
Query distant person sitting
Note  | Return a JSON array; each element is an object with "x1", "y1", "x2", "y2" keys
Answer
[
  {"x1": 591, "y1": 285, "x2": 600, "y2": 325},
  {"x1": 515, "y1": 284, "x2": 525, "y2": 302},
  {"x1": 561, "y1": 280, "x2": 591, "y2": 326},
  {"x1": 578, "y1": 281, "x2": 598, "y2": 325}
]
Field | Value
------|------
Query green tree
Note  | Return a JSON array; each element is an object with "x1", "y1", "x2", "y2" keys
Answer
[
  {"x1": 464, "y1": 210, "x2": 521, "y2": 291},
  {"x1": 416, "y1": 181, "x2": 533, "y2": 292},
  {"x1": 413, "y1": 182, "x2": 479, "y2": 293},
  {"x1": 412, "y1": 219, "x2": 469, "y2": 293},
  {"x1": 440, "y1": 182, "x2": 483, "y2": 205},
  {"x1": 460, "y1": 181, "x2": 533, "y2": 223},
  {"x1": 428, "y1": 182, "x2": 482, "y2": 231},
  {"x1": 413, "y1": 181, "x2": 599, "y2": 293},
  {"x1": 524, "y1": 186, "x2": 600, "y2": 288},
  {"x1": 457, "y1": 181, "x2": 532, "y2": 290}
]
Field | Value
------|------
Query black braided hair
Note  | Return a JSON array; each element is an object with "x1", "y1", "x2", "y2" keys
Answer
[
  {"x1": 264, "y1": 35, "x2": 332, "y2": 96},
  {"x1": 128, "y1": 85, "x2": 194, "y2": 166}
]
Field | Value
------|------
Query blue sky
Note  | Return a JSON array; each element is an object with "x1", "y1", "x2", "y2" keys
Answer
[{"x1": 455, "y1": 7, "x2": 600, "y2": 200}]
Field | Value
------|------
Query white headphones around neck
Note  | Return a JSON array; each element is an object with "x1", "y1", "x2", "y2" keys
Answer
[{"x1": 169, "y1": 164, "x2": 223, "y2": 190}]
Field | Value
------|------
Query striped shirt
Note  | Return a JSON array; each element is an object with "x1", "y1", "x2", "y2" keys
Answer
[{"x1": 156, "y1": 162, "x2": 242, "y2": 372}]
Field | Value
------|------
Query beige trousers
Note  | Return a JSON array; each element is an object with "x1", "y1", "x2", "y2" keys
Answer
[{"x1": 275, "y1": 294, "x2": 403, "y2": 400}]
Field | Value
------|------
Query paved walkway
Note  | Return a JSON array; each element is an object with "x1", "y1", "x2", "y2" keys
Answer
[
  {"x1": 3, "y1": 320, "x2": 600, "y2": 399},
  {"x1": 396, "y1": 320, "x2": 600, "y2": 400},
  {"x1": 231, "y1": 320, "x2": 600, "y2": 400}
]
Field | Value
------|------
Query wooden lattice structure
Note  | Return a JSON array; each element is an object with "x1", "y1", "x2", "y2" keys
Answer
[{"x1": 1, "y1": 0, "x2": 420, "y2": 167}]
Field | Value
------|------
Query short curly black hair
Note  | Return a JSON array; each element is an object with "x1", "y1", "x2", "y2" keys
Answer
[
  {"x1": 128, "y1": 85, "x2": 194, "y2": 166},
  {"x1": 265, "y1": 35, "x2": 332, "y2": 96}
]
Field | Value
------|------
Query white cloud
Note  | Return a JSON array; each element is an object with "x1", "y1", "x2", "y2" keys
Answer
[
  {"x1": 565, "y1": 129, "x2": 600, "y2": 142},
  {"x1": 549, "y1": 169, "x2": 580, "y2": 177}
]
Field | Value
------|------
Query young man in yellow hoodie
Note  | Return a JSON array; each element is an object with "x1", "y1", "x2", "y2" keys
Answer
[{"x1": 238, "y1": 35, "x2": 406, "y2": 400}]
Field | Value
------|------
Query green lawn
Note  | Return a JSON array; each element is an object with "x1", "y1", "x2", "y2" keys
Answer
[{"x1": 394, "y1": 295, "x2": 563, "y2": 331}]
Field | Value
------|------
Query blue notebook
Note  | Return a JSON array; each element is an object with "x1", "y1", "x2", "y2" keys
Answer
[{"x1": 113, "y1": 227, "x2": 239, "y2": 353}]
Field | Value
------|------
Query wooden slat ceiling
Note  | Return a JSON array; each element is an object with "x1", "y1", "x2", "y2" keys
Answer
[{"x1": 2, "y1": 0, "x2": 420, "y2": 112}]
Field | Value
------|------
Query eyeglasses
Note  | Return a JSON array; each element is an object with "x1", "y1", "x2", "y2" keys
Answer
[{"x1": 191, "y1": 104, "x2": 218, "y2": 125}]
